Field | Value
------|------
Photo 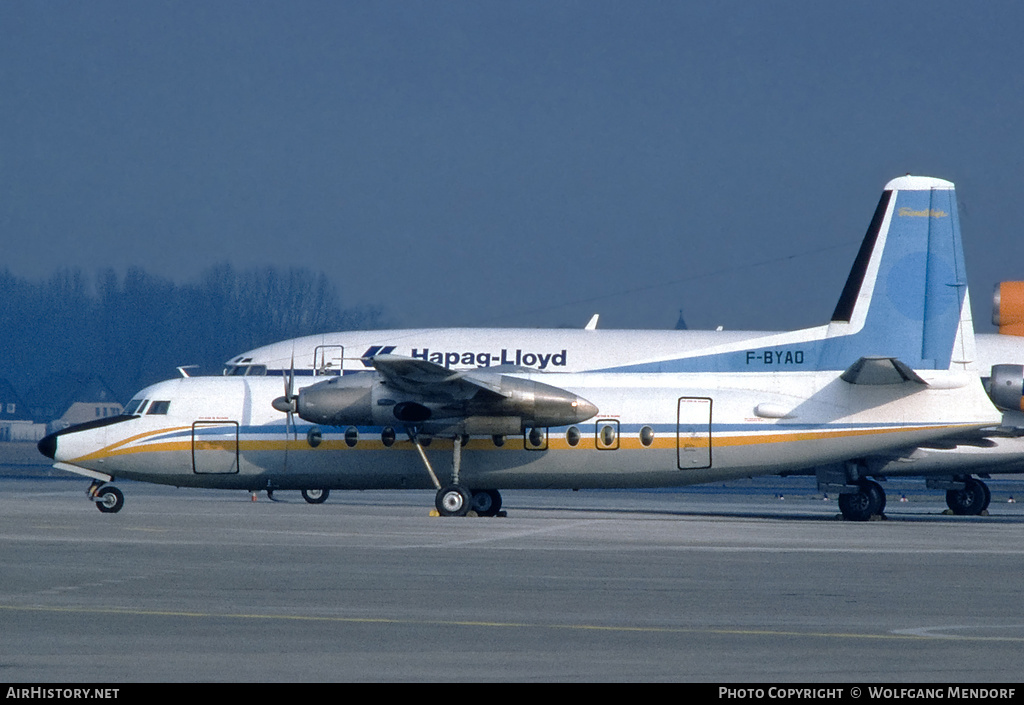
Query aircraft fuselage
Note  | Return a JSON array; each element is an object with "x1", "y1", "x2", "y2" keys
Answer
[{"x1": 46, "y1": 370, "x2": 998, "y2": 493}]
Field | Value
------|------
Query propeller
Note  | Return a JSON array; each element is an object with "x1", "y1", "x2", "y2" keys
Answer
[{"x1": 272, "y1": 354, "x2": 298, "y2": 439}]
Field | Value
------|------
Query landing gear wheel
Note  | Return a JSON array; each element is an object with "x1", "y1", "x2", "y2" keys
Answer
[
  {"x1": 946, "y1": 478, "x2": 987, "y2": 515},
  {"x1": 95, "y1": 486, "x2": 124, "y2": 514},
  {"x1": 435, "y1": 485, "x2": 472, "y2": 517},
  {"x1": 872, "y1": 479, "x2": 887, "y2": 515},
  {"x1": 838, "y1": 480, "x2": 884, "y2": 521},
  {"x1": 301, "y1": 488, "x2": 330, "y2": 504},
  {"x1": 471, "y1": 489, "x2": 503, "y2": 517}
]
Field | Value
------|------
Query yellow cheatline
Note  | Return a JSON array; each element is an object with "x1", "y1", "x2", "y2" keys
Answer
[
  {"x1": 71, "y1": 426, "x2": 193, "y2": 462},
  {"x1": 76, "y1": 423, "x2": 978, "y2": 462}
]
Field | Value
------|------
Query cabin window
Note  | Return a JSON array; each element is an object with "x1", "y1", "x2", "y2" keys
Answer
[
  {"x1": 492, "y1": 434, "x2": 505, "y2": 447},
  {"x1": 566, "y1": 426, "x2": 581, "y2": 447},
  {"x1": 344, "y1": 426, "x2": 358, "y2": 447},
  {"x1": 147, "y1": 401, "x2": 171, "y2": 415},
  {"x1": 526, "y1": 427, "x2": 547, "y2": 450},
  {"x1": 596, "y1": 420, "x2": 620, "y2": 450},
  {"x1": 306, "y1": 426, "x2": 322, "y2": 448},
  {"x1": 640, "y1": 426, "x2": 655, "y2": 447},
  {"x1": 381, "y1": 427, "x2": 396, "y2": 447}
]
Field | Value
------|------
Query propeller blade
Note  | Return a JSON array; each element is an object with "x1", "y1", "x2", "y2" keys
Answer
[{"x1": 285, "y1": 353, "x2": 297, "y2": 439}]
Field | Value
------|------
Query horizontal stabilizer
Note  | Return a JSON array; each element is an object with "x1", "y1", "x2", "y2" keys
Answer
[{"x1": 840, "y1": 357, "x2": 927, "y2": 385}]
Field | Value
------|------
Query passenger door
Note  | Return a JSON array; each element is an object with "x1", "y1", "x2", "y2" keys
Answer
[
  {"x1": 676, "y1": 397, "x2": 712, "y2": 469},
  {"x1": 192, "y1": 421, "x2": 239, "y2": 474}
]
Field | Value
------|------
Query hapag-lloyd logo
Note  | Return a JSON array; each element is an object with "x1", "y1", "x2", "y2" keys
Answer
[{"x1": 361, "y1": 345, "x2": 567, "y2": 370}]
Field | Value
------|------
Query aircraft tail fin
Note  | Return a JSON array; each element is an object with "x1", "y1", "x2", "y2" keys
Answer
[{"x1": 820, "y1": 175, "x2": 974, "y2": 373}]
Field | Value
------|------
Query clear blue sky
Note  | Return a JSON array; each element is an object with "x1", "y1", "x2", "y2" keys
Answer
[{"x1": 4, "y1": 1, "x2": 1023, "y2": 331}]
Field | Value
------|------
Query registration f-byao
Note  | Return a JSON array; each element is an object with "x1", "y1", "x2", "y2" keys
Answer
[{"x1": 39, "y1": 176, "x2": 1002, "y2": 519}]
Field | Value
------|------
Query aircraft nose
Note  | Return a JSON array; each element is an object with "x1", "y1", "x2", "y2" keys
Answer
[{"x1": 38, "y1": 432, "x2": 57, "y2": 460}]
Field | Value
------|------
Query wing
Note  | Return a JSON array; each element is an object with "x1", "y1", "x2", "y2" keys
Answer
[{"x1": 370, "y1": 354, "x2": 508, "y2": 400}]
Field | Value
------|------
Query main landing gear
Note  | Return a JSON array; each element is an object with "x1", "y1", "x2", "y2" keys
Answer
[
  {"x1": 410, "y1": 430, "x2": 504, "y2": 517},
  {"x1": 943, "y1": 476, "x2": 991, "y2": 516},
  {"x1": 825, "y1": 468, "x2": 995, "y2": 520},
  {"x1": 435, "y1": 485, "x2": 503, "y2": 517},
  {"x1": 837, "y1": 479, "x2": 886, "y2": 522},
  {"x1": 819, "y1": 465, "x2": 888, "y2": 522},
  {"x1": 88, "y1": 480, "x2": 124, "y2": 514}
]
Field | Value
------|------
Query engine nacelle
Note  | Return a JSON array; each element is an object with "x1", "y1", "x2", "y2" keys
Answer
[
  {"x1": 987, "y1": 364, "x2": 1024, "y2": 412},
  {"x1": 295, "y1": 374, "x2": 378, "y2": 427},
  {"x1": 992, "y1": 282, "x2": 1024, "y2": 336},
  {"x1": 291, "y1": 372, "x2": 598, "y2": 434}
]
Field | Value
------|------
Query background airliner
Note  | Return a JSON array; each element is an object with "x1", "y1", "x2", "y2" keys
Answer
[{"x1": 217, "y1": 291, "x2": 1024, "y2": 519}]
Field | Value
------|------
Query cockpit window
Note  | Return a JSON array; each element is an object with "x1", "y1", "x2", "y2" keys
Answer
[
  {"x1": 224, "y1": 364, "x2": 267, "y2": 376},
  {"x1": 147, "y1": 401, "x2": 171, "y2": 415},
  {"x1": 123, "y1": 399, "x2": 145, "y2": 416}
]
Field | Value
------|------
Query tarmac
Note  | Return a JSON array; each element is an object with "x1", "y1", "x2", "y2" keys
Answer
[{"x1": 2, "y1": 468, "x2": 1024, "y2": 682}]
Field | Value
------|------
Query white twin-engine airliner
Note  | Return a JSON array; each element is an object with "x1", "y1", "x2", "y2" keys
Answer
[{"x1": 39, "y1": 176, "x2": 1008, "y2": 520}]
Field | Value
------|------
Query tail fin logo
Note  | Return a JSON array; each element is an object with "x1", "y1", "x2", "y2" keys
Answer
[{"x1": 898, "y1": 207, "x2": 948, "y2": 218}]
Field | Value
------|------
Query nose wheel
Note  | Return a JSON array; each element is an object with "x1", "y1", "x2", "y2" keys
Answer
[
  {"x1": 88, "y1": 481, "x2": 125, "y2": 514},
  {"x1": 301, "y1": 488, "x2": 330, "y2": 504}
]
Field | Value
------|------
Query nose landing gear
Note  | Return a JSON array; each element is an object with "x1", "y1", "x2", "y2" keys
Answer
[{"x1": 88, "y1": 481, "x2": 124, "y2": 514}]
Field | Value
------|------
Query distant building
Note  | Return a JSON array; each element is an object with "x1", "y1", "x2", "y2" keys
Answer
[
  {"x1": 23, "y1": 374, "x2": 125, "y2": 434},
  {"x1": 46, "y1": 376, "x2": 124, "y2": 432},
  {"x1": 0, "y1": 378, "x2": 48, "y2": 442}
]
